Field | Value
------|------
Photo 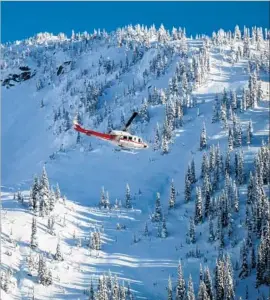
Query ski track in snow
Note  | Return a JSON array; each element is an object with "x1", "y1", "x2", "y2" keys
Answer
[{"x1": 1, "y1": 36, "x2": 270, "y2": 300}]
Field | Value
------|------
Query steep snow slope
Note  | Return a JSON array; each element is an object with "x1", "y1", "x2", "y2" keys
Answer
[{"x1": 1, "y1": 28, "x2": 270, "y2": 300}]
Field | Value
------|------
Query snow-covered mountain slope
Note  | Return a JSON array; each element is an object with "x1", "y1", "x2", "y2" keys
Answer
[{"x1": 1, "y1": 26, "x2": 270, "y2": 300}]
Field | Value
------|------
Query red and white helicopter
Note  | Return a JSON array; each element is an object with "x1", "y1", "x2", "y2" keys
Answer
[{"x1": 73, "y1": 112, "x2": 149, "y2": 150}]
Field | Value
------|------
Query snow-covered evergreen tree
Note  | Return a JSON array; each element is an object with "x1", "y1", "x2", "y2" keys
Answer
[
  {"x1": 176, "y1": 260, "x2": 186, "y2": 300},
  {"x1": 228, "y1": 127, "x2": 234, "y2": 151},
  {"x1": 212, "y1": 93, "x2": 220, "y2": 123},
  {"x1": 204, "y1": 266, "x2": 213, "y2": 300},
  {"x1": 153, "y1": 192, "x2": 162, "y2": 222},
  {"x1": 197, "y1": 280, "x2": 210, "y2": 300},
  {"x1": 54, "y1": 239, "x2": 64, "y2": 261},
  {"x1": 190, "y1": 158, "x2": 196, "y2": 184},
  {"x1": 167, "y1": 275, "x2": 173, "y2": 300},
  {"x1": 187, "y1": 217, "x2": 196, "y2": 244},
  {"x1": 99, "y1": 186, "x2": 106, "y2": 208},
  {"x1": 247, "y1": 120, "x2": 253, "y2": 146},
  {"x1": 185, "y1": 174, "x2": 191, "y2": 203},
  {"x1": 186, "y1": 275, "x2": 195, "y2": 300},
  {"x1": 161, "y1": 218, "x2": 168, "y2": 238},
  {"x1": 200, "y1": 122, "x2": 207, "y2": 150},
  {"x1": 125, "y1": 184, "x2": 132, "y2": 208},
  {"x1": 144, "y1": 222, "x2": 149, "y2": 237},
  {"x1": 168, "y1": 179, "x2": 176, "y2": 209},
  {"x1": 239, "y1": 242, "x2": 249, "y2": 279},
  {"x1": 153, "y1": 123, "x2": 161, "y2": 151},
  {"x1": 195, "y1": 186, "x2": 203, "y2": 224},
  {"x1": 162, "y1": 134, "x2": 169, "y2": 154},
  {"x1": 38, "y1": 255, "x2": 52, "y2": 286},
  {"x1": 208, "y1": 216, "x2": 215, "y2": 243},
  {"x1": 39, "y1": 166, "x2": 50, "y2": 215},
  {"x1": 55, "y1": 183, "x2": 61, "y2": 201},
  {"x1": 30, "y1": 217, "x2": 38, "y2": 249}
]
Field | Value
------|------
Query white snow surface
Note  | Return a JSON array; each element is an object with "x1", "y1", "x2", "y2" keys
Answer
[{"x1": 1, "y1": 30, "x2": 270, "y2": 300}]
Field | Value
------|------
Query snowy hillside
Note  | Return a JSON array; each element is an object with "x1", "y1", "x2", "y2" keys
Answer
[{"x1": 1, "y1": 25, "x2": 270, "y2": 300}]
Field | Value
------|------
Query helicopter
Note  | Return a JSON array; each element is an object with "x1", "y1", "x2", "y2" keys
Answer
[{"x1": 73, "y1": 112, "x2": 149, "y2": 150}]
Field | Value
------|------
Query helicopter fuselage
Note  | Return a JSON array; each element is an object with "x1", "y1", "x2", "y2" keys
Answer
[
  {"x1": 110, "y1": 130, "x2": 148, "y2": 149},
  {"x1": 73, "y1": 122, "x2": 148, "y2": 150}
]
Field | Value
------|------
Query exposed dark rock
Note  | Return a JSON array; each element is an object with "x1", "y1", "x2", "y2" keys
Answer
[
  {"x1": 56, "y1": 61, "x2": 72, "y2": 76},
  {"x1": 2, "y1": 69, "x2": 36, "y2": 88},
  {"x1": 19, "y1": 66, "x2": 31, "y2": 71},
  {"x1": 57, "y1": 65, "x2": 64, "y2": 76}
]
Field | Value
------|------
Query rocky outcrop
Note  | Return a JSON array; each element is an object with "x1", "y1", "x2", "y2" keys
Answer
[
  {"x1": 2, "y1": 67, "x2": 36, "y2": 88},
  {"x1": 56, "y1": 61, "x2": 72, "y2": 76}
]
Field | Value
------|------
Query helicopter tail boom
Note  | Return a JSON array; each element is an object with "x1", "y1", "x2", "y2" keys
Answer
[{"x1": 73, "y1": 121, "x2": 113, "y2": 141}]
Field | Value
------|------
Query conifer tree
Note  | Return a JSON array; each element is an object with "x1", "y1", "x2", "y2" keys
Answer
[
  {"x1": 144, "y1": 222, "x2": 149, "y2": 237},
  {"x1": 55, "y1": 183, "x2": 61, "y2": 201},
  {"x1": 47, "y1": 215, "x2": 55, "y2": 235},
  {"x1": 195, "y1": 186, "x2": 203, "y2": 224},
  {"x1": 88, "y1": 278, "x2": 95, "y2": 300},
  {"x1": 197, "y1": 281, "x2": 210, "y2": 300},
  {"x1": 54, "y1": 239, "x2": 64, "y2": 261},
  {"x1": 225, "y1": 149, "x2": 231, "y2": 175},
  {"x1": 38, "y1": 255, "x2": 52, "y2": 286},
  {"x1": 176, "y1": 261, "x2": 186, "y2": 300},
  {"x1": 200, "y1": 123, "x2": 207, "y2": 150},
  {"x1": 161, "y1": 218, "x2": 168, "y2": 238},
  {"x1": 39, "y1": 166, "x2": 50, "y2": 214},
  {"x1": 153, "y1": 192, "x2": 162, "y2": 222},
  {"x1": 120, "y1": 282, "x2": 126, "y2": 300},
  {"x1": 201, "y1": 152, "x2": 209, "y2": 179},
  {"x1": 112, "y1": 275, "x2": 119, "y2": 300},
  {"x1": 187, "y1": 275, "x2": 195, "y2": 300},
  {"x1": 175, "y1": 101, "x2": 183, "y2": 128},
  {"x1": 168, "y1": 179, "x2": 176, "y2": 209},
  {"x1": 162, "y1": 134, "x2": 169, "y2": 154},
  {"x1": 120, "y1": 110, "x2": 125, "y2": 128},
  {"x1": 251, "y1": 245, "x2": 256, "y2": 269},
  {"x1": 32, "y1": 176, "x2": 40, "y2": 213},
  {"x1": 190, "y1": 158, "x2": 196, "y2": 184},
  {"x1": 208, "y1": 216, "x2": 215, "y2": 242},
  {"x1": 256, "y1": 243, "x2": 264, "y2": 287},
  {"x1": 167, "y1": 275, "x2": 173, "y2": 300},
  {"x1": 247, "y1": 120, "x2": 253, "y2": 146},
  {"x1": 212, "y1": 93, "x2": 220, "y2": 123},
  {"x1": 99, "y1": 187, "x2": 106, "y2": 208},
  {"x1": 125, "y1": 184, "x2": 132, "y2": 208},
  {"x1": 228, "y1": 127, "x2": 234, "y2": 151},
  {"x1": 153, "y1": 124, "x2": 161, "y2": 151},
  {"x1": 233, "y1": 180, "x2": 239, "y2": 212},
  {"x1": 203, "y1": 175, "x2": 211, "y2": 218},
  {"x1": 188, "y1": 217, "x2": 196, "y2": 244},
  {"x1": 204, "y1": 266, "x2": 213, "y2": 300},
  {"x1": 49, "y1": 188, "x2": 55, "y2": 212},
  {"x1": 185, "y1": 175, "x2": 191, "y2": 203},
  {"x1": 239, "y1": 242, "x2": 249, "y2": 279},
  {"x1": 30, "y1": 217, "x2": 38, "y2": 249},
  {"x1": 224, "y1": 254, "x2": 235, "y2": 300},
  {"x1": 220, "y1": 103, "x2": 228, "y2": 129},
  {"x1": 105, "y1": 191, "x2": 110, "y2": 209},
  {"x1": 237, "y1": 150, "x2": 244, "y2": 185}
]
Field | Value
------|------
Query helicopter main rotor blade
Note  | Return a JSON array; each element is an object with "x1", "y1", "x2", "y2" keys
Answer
[{"x1": 123, "y1": 112, "x2": 138, "y2": 131}]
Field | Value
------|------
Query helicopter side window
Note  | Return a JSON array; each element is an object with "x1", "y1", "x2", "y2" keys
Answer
[
  {"x1": 123, "y1": 136, "x2": 127, "y2": 140},
  {"x1": 133, "y1": 137, "x2": 137, "y2": 142},
  {"x1": 138, "y1": 138, "x2": 141, "y2": 143},
  {"x1": 129, "y1": 136, "x2": 132, "y2": 141}
]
